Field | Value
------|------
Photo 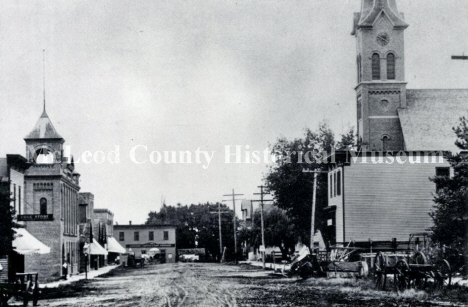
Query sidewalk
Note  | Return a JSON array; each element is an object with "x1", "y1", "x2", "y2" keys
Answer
[{"x1": 40, "y1": 265, "x2": 119, "y2": 288}]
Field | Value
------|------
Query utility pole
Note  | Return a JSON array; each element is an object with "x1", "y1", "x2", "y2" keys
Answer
[
  {"x1": 305, "y1": 169, "x2": 328, "y2": 252},
  {"x1": 223, "y1": 189, "x2": 243, "y2": 264},
  {"x1": 452, "y1": 53, "x2": 468, "y2": 276},
  {"x1": 252, "y1": 185, "x2": 273, "y2": 269},
  {"x1": 210, "y1": 203, "x2": 231, "y2": 260}
]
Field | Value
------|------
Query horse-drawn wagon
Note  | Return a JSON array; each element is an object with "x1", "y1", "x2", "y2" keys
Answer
[{"x1": 373, "y1": 234, "x2": 452, "y2": 291}]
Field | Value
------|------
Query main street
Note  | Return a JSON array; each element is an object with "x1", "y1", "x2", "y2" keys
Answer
[{"x1": 37, "y1": 263, "x2": 465, "y2": 307}]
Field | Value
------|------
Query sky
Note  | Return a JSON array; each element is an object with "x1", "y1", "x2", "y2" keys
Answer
[{"x1": 1, "y1": 1, "x2": 467, "y2": 224}]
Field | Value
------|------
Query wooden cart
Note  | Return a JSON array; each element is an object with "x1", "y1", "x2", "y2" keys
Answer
[
  {"x1": 374, "y1": 251, "x2": 451, "y2": 291},
  {"x1": 0, "y1": 272, "x2": 40, "y2": 307}
]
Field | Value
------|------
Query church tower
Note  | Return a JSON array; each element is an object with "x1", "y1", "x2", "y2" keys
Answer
[{"x1": 352, "y1": 0, "x2": 408, "y2": 151}]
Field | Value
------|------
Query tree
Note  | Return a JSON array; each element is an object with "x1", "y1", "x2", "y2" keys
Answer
[
  {"x1": 430, "y1": 116, "x2": 468, "y2": 274},
  {"x1": 146, "y1": 202, "x2": 236, "y2": 260},
  {"x1": 0, "y1": 187, "x2": 14, "y2": 256},
  {"x1": 265, "y1": 123, "x2": 354, "y2": 245}
]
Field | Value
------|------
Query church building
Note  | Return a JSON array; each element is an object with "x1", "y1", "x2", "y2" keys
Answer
[
  {"x1": 325, "y1": 0, "x2": 468, "y2": 248},
  {"x1": 22, "y1": 107, "x2": 81, "y2": 281}
]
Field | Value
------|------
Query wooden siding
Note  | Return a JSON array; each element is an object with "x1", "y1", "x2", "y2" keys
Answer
[
  {"x1": 328, "y1": 167, "x2": 344, "y2": 243},
  {"x1": 0, "y1": 257, "x2": 7, "y2": 282},
  {"x1": 343, "y1": 155, "x2": 448, "y2": 242}
]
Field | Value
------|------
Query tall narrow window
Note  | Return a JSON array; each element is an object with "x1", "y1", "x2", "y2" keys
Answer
[
  {"x1": 18, "y1": 186, "x2": 21, "y2": 215},
  {"x1": 334, "y1": 173, "x2": 337, "y2": 197},
  {"x1": 387, "y1": 53, "x2": 395, "y2": 80},
  {"x1": 134, "y1": 231, "x2": 139, "y2": 241},
  {"x1": 119, "y1": 232, "x2": 125, "y2": 241},
  {"x1": 329, "y1": 174, "x2": 333, "y2": 198},
  {"x1": 149, "y1": 231, "x2": 154, "y2": 241},
  {"x1": 13, "y1": 184, "x2": 16, "y2": 213},
  {"x1": 337, "y1": 170, "x2": 341, "y2": 196},
  {"x1": 382, "y1": 135, "x2": 389, "y2": 151},
  {"x1": 163, "y1": 231, "x2": 169, "y2": 241},
  {"x1": 372, "y1": 53, "x2": 380, "y2": 80},
  {"x1": 40, "y1": 198, "x2": 47, "y2": 215},
  {"x1": 357, "y1": 55, "x2": 362, "y2": 83}
]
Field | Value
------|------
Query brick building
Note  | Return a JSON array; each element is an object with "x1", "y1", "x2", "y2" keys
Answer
[
  {"x1": 325, "y1": 0, "x2": 467, "y2": 247},
  {"x1": 114, "y1": 224, "x2": 176, "y2": 263},
  {"x1": 22, "y1": 108, "x2": 81, "y2": 281},
  {"x1": 93, "y1": 209, "x2": 115, "y2": 266},
  {"x1": 78, "y1": 193, "x2": 94, "y2": 273}
]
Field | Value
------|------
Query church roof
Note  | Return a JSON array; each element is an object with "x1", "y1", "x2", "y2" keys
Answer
[
  {"x1": 398, "y1": 89, "x2": 468, "y2": 152},
  {"x1": 24, "y1": 110, "x2": 63, "y2": 140},
  {"x1": 352, "y1": 0, "x2": 408, "y2": 34}
]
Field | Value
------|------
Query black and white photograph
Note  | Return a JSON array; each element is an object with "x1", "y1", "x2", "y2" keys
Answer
[{"x1": 0, "y1": 0, "x2": 467, "y2": 306}]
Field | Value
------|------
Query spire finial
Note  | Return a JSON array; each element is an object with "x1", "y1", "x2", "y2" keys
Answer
[{"x1": 42, "y1": 49, "x2": 46, "y2": 114}]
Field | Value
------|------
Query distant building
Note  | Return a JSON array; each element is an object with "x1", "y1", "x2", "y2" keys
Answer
[
  {"x1": 93, "y1": 209, "x2": 116, "y2": 265},
  {"x1": 325, "y1": 0, "x2": 466, "y2": 248},
  {"x1": 240, "y1": 200, "x2": 275, "y2": 230},
  {"x1": 240, "y1": 200, "x2": 253, "y2": 229},
  {"x1": 114, "y1": 223, "x2": 176, "y2": 263}
]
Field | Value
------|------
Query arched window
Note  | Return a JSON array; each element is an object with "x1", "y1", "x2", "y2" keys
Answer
[
  {"x1": 372, "y1": 53, "x2": 380, "y2": 80},
  {"x1": 34, "y1": 147, "x2": 54, "y2": 164},
  {"x1": 387, "y1": 53, "x2": 395, "y2": 80},
  {"x1": 382, "y1": 135, "x2": 390, "y2": 151},
  {"x1": 40, "y1": 198, "x2": 47, "y2": 215}
]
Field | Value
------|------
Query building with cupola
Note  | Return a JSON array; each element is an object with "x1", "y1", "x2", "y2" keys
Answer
[
  {"x1": 325, "y1": 0, "x2": 468, "y2": 248},
  {"x1": 22, "y1": 107, "x2": 82, "y2": 281}
]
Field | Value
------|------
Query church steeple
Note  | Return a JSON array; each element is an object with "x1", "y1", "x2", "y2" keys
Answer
[
  {"x1": 353, "y1": 0, "x2": 408, "y2": 34},
  {"x1": 353, "y1": 0, "x2": 407, "y2": 152}
]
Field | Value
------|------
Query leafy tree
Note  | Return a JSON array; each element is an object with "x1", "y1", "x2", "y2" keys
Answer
[
  {"x1": 430, "y1": 117, "x2": 468, "y2": 274},
  {"x1": 0, "y1": 187, "x2": 14, "y2": 256},
  {"x1": 146, "y1": 203, "x2": 236, "y2": 260},
  {"x1": 265, "y1": 123, "x2": 354, "y2": 246},
  {"x1": 261, "y1": 208, "x2": 295, "y2": 257}
]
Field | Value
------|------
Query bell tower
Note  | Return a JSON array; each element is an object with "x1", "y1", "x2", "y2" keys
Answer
[{"x1": 352, "y1": 0, "x2": 408, "y2": 151}]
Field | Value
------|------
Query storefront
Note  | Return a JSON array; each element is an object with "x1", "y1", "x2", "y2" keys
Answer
[
  {"x1": 106, "y1": 236, "x2": 126, "y2": 264},
  {"x1": 9, "y1": 228, "x2": 50, "y2": 281},
  {"x1": 86, "y1": 239, "x2": 107, "y2": 270}
]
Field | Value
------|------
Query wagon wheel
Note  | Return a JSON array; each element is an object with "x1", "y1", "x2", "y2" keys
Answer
[
  {"x1": 412, "y1": 252, "x2": 427, "y2": 264},
  {"x1": 395, "y1": 259, "x2": 409, "y2": 291},
  {"x1": 433, "y1": 259, "x2": 451, "y2": 291},
  {"x1": 374, "y1": 252, "x2": 387, "y2": 290}
]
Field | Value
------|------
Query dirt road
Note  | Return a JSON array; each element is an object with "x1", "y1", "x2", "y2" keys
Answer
[{"x1": 38, "y1": 263, "x2": 466, "y2": 306}]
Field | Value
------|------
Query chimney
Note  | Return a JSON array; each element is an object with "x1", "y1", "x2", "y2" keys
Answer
[{"x1": 129, "y1": 220, "x2": 132, "y2": 225}]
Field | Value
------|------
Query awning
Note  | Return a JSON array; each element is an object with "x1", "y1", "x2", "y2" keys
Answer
[
  {"x1": 107, "y1": 236, "x2": 126, "y2": 254},
  {"x1": 12, "y1": 228, "x2": 50, "y2": 255},
  {"x1": 89, "y1": 239, "x2": 108, "y2": 255}
]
